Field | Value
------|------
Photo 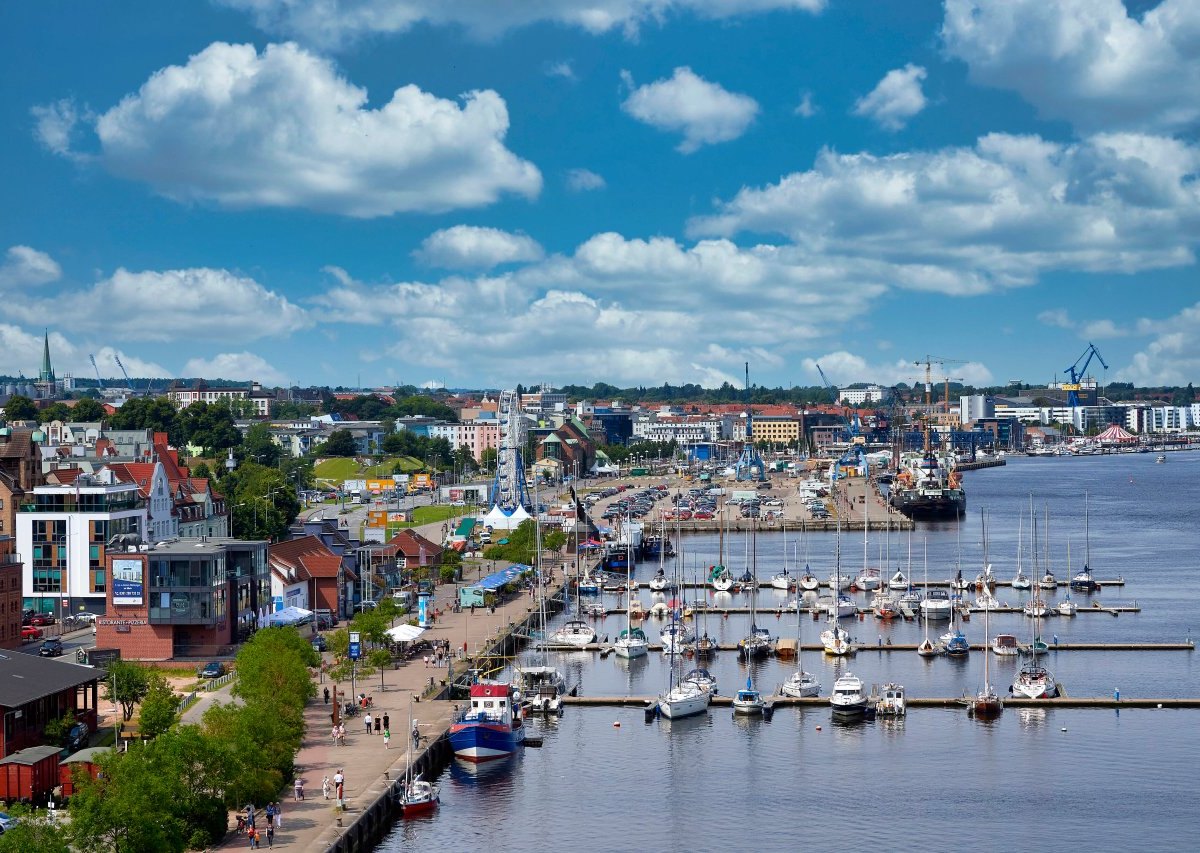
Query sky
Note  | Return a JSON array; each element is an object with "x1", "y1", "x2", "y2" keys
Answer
[{"x1": 2, "y1": 0, "x2": 1198, "y2": 392}]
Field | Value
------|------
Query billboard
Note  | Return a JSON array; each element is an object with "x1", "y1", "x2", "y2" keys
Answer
[{"x1": 112, "y1": 558, "x2": 145, "y2": 606}]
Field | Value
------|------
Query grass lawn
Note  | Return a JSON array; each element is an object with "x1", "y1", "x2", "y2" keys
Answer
[
  {"x1": 313, "y1": 456, "x2": 426, "y2": 484},
  {"x1": 313, "y1": 457, "x2": 360, "y2": 482},
  {"x1": 364, "y1": 456, "x2": 424, "y2": 476}
]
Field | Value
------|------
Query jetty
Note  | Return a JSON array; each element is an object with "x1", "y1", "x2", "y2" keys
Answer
[{"x1": 562, "y1": 695, "x2": 1200, "y2": 710}]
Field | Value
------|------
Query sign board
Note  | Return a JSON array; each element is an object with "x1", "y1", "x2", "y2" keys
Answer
[
  {"x1": 348, "y1": 631, "x2": 361, "y2": 661},
  {"x1": 111, "y1": 558, "x2": 144, "y2": 606},
  {"x1": 418, "y1": 592, "x2": 431, "y2": 628},
  {"x1": 365, "y1": 479, "x2": 395, "y2": 493}
]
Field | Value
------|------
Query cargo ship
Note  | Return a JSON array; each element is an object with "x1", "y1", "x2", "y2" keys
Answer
[{"x1": 888, "y1": 449, "x2": 966, "y2": 520}]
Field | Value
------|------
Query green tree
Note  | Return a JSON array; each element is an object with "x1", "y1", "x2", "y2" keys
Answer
[
  {"x1": 223, "y1": 462, "x2": 300, "y2": 541},
  {"x1": 543, "y1": 530, "x2": 567, "y2": 553},
  {"x1": 137, "y1": 673, "x2": 179, "y2": 739},
  {"x1": 367, "y1": 647, "x2": 393, "y2": 692},
  {"x1": 231, "y1": 627, "x2": 318, "y2": 723},
  {"x1": 43, "y1": 710, "x2": 77, "y2": 744},
  {"x1": 36, "y1": 402, "x2": 71, "y2": 423},
  {"x1": 0, "y1": 805, "x2": 70, "y2": 853},
  {"x1": 240, "y1": 422, "x2": 281, "y2": 467},
  {"x1": 322, "y1": 428, "x2": 357, "y2": 457},
  {"x1": 68, "y1": 747, "x2": 188, "y2": 853},
  {"x1": 107, "y1": 396, "x2": 181, "y2": 442},
  {"x1": 480, "y1": 446, "x2": 498, "y2": 472},
  {"x1": 452, "y1": 444, "x2": 477, "y2": 474},
  {"x1": 70, "y1": 397, "x2": 109, "y2": 422},
  {"x1": 177, "y1": 401, "x2": 240, "y2": 456},
  {"x1": 3, "y1": 394, "x2": 36, "y2": 421},
  {"x1": 105, "y1": 659, "x2": 150, "y2": 722}
]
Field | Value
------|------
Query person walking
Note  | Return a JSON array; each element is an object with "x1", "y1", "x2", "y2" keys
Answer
[
  {"x1": 265, "y1": 803, "x2": 275, "y2": 829},
  {"x1": 364, "y1": 711, "x2": 373, "y2": 734},
  {"x1": 382, "y1": 712, "x2": 390, "y2": 731},
  {"x1": 411, "y1": 719, "x2": 420, "y2": 748},
  {"x1": 322, "y1": 775, "x2": 332, "y2": 800},
  {"x1": 323, "y1": 686, "x2": 330, "y2": 705},
  {"x1": 293, "y1": 775, "x2": 304, "y2": 801},
  {"x1": 383, "y1": 726, "x2": 391, "y2": 749},
  {"x1": 265, "y1": 824, "x2": 275, "y2": 849},
  {"x1": 247, "y1": 826, "x2": 259, "y2": 849},
  {"x1": 273, "y1": 802, "x2": 282, "y2": 829},
  {"x1": 334, "y1": 768, "x2": 345, "y2": 805},
  {"x1": 374, "y1": 714, "x2": 382, "y2": 733}
]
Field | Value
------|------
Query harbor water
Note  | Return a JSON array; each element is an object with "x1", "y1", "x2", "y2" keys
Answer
[{"x1": 379, "y1": 453, "x2": 1200, "y2": 851}]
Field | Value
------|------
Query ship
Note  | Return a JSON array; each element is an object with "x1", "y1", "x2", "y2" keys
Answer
[
  {"x1": 448, "y1": 681, "x2": 526, "y2": 762},
  {"x1": 888, "y1": 449, "x2": 966, "y2": 520}
]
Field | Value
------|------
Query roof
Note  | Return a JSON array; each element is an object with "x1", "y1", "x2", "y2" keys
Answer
[
  {"x1": 0, "y1": 745, "x2": 62, "y2": 765},
  {"x1": 0, "y1": 430, "x2": 33, "y2": 459},
  {"x1": 470, "y1": 564, "x2": 531, "y2": 591},
  {"x1": 61, "y1": 746, "x2": 112, "y2": 765},
  {"x1": 0, "y1": 656, "x2": 101, "y2": 708},
  {"x1": 270, "y1": 535, "x2": 343, "y2": 580},
  {"x1": 385, "y1": 529, "x2": 443, "y2": 559}
]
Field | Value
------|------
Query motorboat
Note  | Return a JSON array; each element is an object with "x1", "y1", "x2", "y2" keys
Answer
[
  {"x1": 888, "y1": 569, "x2": 908, "y2": 591},
  {"x1": 829, "y1": 673, "x2": 868, "y2": 720},
  {"x1": 397, "y1": 773, "x2": 440, "y2": 815},
  {"x1": 549, "y1": 619, "x2": 597, "y2": 648},
  {"x1": 920, "y1": 589, "x2": 953, "y2": 620},
  {"x1": 874, "y1": 682, "x2": 906, "y2": 716},
  {"x1": 516, "y1": 664, "x2": 566, "y2": 716},
  {"x1": 582, "y1": 602, "x2": 607, "y2": 618},
  {"x1": 449, "y1": 681, "x2": 526, "y2": 762},
  {"x1": 732, "y1": 677, "x2": 766, "y2": 715},
  {"x1": 1156, "y1": 454, "x2": 1166, "y2": 463},
  {"x1": 944, "y1": 628, "x2": 970, "y2": 657},
  {"x1": 992, "y1": 634, "x2": 1020, "y2": 656}
]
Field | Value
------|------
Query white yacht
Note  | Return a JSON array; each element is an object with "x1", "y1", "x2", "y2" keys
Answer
[
  {"x1": 992, "y1": 634, "x2": 1020, "y2": 656},
  {"x1": 613, "y1": 627, "x2": 649, "y2": 659},
  {"x1": 549, "y1": 619, "x2": 596, "y2": 648},
  {"x1": 659, "y1": 621, "x2": 695, "y2": 655},
  {"x1": 821, "y1": 622, "x2": 852, "y2": 656},
  {"x1": 732, "y1": 677, "x2": 766, "y2": 715},
  {"x1": 823, "y1": 593, "x2": 858, "y2": 619},
  {"x1": 1012, "y1": 661, "x2": 1058, "y2": 699},
  {"x1": 799, "y1": 567, "x2": 820, "y2": 591},
  {"x1": 770, "y1": 570, "x2": 796, "y2": 590},
  {"x1": 682, "y1": 667, "x2": 718, "y2": 695},
  {"x1": 657, "y1": 679, "x2": 710, "y2": 719},
  {"x1": 887, "y1": 569, "x2": 908, "y2": 591},
  {"x1": 920, "y1": 589, "x2": 953, "y2": 620},
  {"x1": 830, "y1": 673, "x2": 868, "y2": 720}
]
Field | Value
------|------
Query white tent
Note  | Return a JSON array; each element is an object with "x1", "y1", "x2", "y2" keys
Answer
[
  {"x1": 386, "y1": 624, "x2": 426, "y2": 642},
  {"x1": 483, "y1": 503, "x2": 531, "y2": 530},
  {"x1": 266, "y1": 605, "x2": 313, "y2": 626}
]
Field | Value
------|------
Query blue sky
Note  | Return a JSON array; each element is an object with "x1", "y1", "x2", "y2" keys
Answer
[{"x1": 2, "y1": 0, "x2": 1198, "y2": 391}]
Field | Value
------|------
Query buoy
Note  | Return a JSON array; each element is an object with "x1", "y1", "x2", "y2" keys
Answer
[
  {"x1": 1061, "y1": 727, "x2": 1067, "y2": 732},
  {"x1": 815, "y1": 725, "x2": 822, "y2": 731},
  {"x1": 613, "y1": 721, "x2": 621, "y2": 727}
]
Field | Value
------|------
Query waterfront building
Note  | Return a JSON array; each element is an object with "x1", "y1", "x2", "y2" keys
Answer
[
  {"x1": 268, "y1": 535, "x2": 343, "y2": 614},
  {"x1": 0, "y1": 653, "x2": 104, "y2": 757}
]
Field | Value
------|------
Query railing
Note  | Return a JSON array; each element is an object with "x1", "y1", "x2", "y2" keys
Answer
[
  {"x1": 0, "y1": 552, "x2": 23, "y2": 567},
  {"x1": 203, "y1": 671, "x2": 237, "y2": 691}
]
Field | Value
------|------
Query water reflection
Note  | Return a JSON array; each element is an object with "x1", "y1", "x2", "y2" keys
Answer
[{"x1": 1017, "y1": 708, "x2": 1048, "y2": 730}]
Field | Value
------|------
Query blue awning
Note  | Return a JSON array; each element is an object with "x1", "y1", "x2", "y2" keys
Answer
[{"x1": 469, "y1": 564, "x2": 533, "y2": 592}]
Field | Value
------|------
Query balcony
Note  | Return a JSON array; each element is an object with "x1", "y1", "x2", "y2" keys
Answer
[{"x1": 0, "y1": 552, "x2": 23, "y2": 568}]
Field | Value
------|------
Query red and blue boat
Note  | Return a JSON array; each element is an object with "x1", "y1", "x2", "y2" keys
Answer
[{"x1": 449, "y1": 681, "x2": 525, "y2": 762}]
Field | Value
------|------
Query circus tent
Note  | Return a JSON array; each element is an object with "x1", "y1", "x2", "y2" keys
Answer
[{"x1": 1097, "y1": 424, "x2": 1136, "y2": 443}]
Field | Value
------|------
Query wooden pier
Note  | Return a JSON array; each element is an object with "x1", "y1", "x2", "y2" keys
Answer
[
  {"x1": 563, "y1": 695, "x2": 1200, "y2": 710},
  {"x1": 541, "y1": 640, "x2": 1192, "y2": 654}
]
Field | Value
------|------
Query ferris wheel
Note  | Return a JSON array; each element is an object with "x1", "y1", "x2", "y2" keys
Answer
[{"x1": 488, "y1": 389, "x2": 532, "y2": 520}]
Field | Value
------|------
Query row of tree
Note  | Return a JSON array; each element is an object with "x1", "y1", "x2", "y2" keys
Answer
[{"x1": 29, "y1": 628, "x2": 321, "y2": 853}]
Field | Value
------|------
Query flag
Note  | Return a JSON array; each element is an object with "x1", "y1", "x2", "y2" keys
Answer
[{"x1": 419, "y1": 546, "x2": 427, "y2": 567}]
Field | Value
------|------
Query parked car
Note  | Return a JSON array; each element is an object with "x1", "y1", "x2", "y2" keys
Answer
[
  {"x1": 0, "y1": 811, "x2": 18, "y2": 833},
  {"x1": 314, "y1": 609, "x2": 337, "y2": 630},
  {"x1": 198, "y1": 661, "x2": 226, "y2": 679},
  {"x1": 311, "y1": 635, "x2": 328, "y2": 652},
  {"x1": 30, "y1": 614, "x2": 56, "y2": 626},
  {"x1": 38, "y1": 638, "x2": 64, "y2": 657},
  {"x1": 21, "y1": 626, "x2": 43, "y2": 642},
  {"x1": 65, "y1": 721, "x2": 90, "y2": 753}
]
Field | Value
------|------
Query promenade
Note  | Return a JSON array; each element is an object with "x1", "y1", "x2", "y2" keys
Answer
[{"x1": 209, "y1": 558, "x2": 547, "y2": 852}]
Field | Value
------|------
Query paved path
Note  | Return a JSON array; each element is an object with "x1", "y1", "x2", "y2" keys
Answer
[{"x1": 209, "y1": 559, "x2": 547, "y2": 851}]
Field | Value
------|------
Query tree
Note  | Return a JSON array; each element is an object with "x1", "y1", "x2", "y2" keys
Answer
[
  {"x1": 107, "y1": 396, "x2": 181, "y2": 442},
  {"x1": 0, "y1": 806, "x2": 70, "y2": 853},
  {"x1": 452, "y1": 444, "x2": 477, "y2": 473},
  {"x1": 231, "y1": 627, "x2": 318, "y2": 725},
  {"x1": 105, "y1": 659, "x2": 150, "y2": 721},
  {"x1": 43, "y1": 710, "x2": 77, "y2": 745},
  {"x1": 71, "y1": 397, "x2": 109, "y2": 422},
  {"x1": 3, "y1": 394, "x2": 36, "y2": 421},
  {"x1": 543, "y1": 530, "x2": 567, "y2": 553},
  {"x1": 68, "y1": 748, "x2": 188, "y2": 853},
  {"x1": 480, "y1": 446, "x2": 498, "y2": 472},
  {"x1": 240, "y1": 422, "x2": 281, "y2": 467},
  {"x1": 138, "y1": 673, "x2": 179, "y2": 739},
  {"x1": 322, "y1": 429, "x2": 357, "y2": 457},
  {"x1": 36, "y1": 402, "x2": 71, "y2": 423},
  {"x1": 222, "y1": 462, "x2": 300, "y2": 541},
  {"x1": 368, "y1": 647, "x2": 393, "y2": 692},
  {"x1": 177, "y1": 401, "x2": 240, "y2": 456}
]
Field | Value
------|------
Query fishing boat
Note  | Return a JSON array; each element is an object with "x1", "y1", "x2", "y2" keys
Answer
[
  {"x1": 732, "y1": 676, "x2": 765, "y2": 715},
  {"x1": 992, "y1": 634, "x2": 1019, "y2": 656},
  {"x1": 968, "y1": 588, "x2": 1003, "y2": 718},
  {"x1": 449, "y1": 681, "x2": 526, "y2": 762},
  {"x1": 1069, "y1": 492, "x2": 1099, "y2": 593},
  {"x1": 830, "y1": 672, "x2": 868, "y2": 721},
  {"x1": 874, "y1": 682, "x2": 906, "y2": 716},
  {"x1": 397, "y1": 772, "x2": 440, "y2": 815}
]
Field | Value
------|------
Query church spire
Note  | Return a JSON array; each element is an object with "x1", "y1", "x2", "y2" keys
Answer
[{"x1": 39, "y1": 328, "x2": 55, "y2": 384}]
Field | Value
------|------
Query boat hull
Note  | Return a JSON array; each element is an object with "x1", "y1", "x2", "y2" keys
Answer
[
  {"x1": 830, "y1": 700, "x2": 867, "y2": 720},
  {"x1": 889, "y1": 490, "x2": 966, "y2": 520},
  {"x1": 659, "y1": 691, "x2": 710, "y2": 719},
  {"x1": 613, "y1": 641, "x2": 648, "y2": 659},
  {"x1": 449, "y1": 722, "x2": 524, "y2": 763}
]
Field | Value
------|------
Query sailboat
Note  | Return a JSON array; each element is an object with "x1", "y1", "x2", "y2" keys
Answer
[
  {"x1": 1059, "y1": 539, "x2": 1079, "y2": 617},
  {"x1": 612, "y1": 529, "x2": 648, "y2": 659},
  {"x1": 871, "y1": 512, "x2": 900, "y2": 618},
  {"x1": 1038, "y1": 505, "x2": 1057, "y2": 590},
  {"x1": 974, "y1": 512, "x2": 1003, "y2": 610},
  {"x1": 1069, "y1": 491, "x2": 1099, "y2": 593},
  {"x1": 398, "y1": 701, "x2": 441, "y2": 813},
  {"x1": 550, "y1": 529, "x2": 597, "y2": 647},
  {"x1": 520, "y1": 486, "x2": 567, "y2": 715},
  {"x1": 1012, "y1": 497, "x2": 1059, "y2": 699},
  {"x1": 732, "y1": 675, "x2": 766, "y2": 715},
  {"x1": 969, "y1": 567, "x2": 1003, "y2": 718},
  {"x1": 821, "y1": 491, "x2": 853, "y2": 656},
  {"x1": 737, "y1": 520, "x2": 771, "y2": 660},
  {"x1": 780, "y1": 555, "x2": 821, "y2": 697},
  {"x1": 770, "y1": 524, "x2": 796, "y2": 590},
  {"x1": 1011, "y1": 513, "x2": 1031, "y2": 590},
  {"x1": 917, "y1": 539, "x2": 943, "y2": 657},
  {"x1": 710, "y1": 509, "x2": 734, "y2": 591},
  {"x1": 657, "y1": 547, "x2": 710, "y2": 720},
  {"x1": 1023, "y1": 500, "x2": 1049, "y2": 618}
]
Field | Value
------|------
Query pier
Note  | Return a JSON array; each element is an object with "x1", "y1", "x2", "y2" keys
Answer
[
  {"x1": 543, "y1": 640, "x2": 1190, "y2": 654},
  {"x1": 561, "y1": 695, "x2": 1200, "y2": 710}
]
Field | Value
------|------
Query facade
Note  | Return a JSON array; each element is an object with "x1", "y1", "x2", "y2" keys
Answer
[
  {"x1": 17, "y1": 477, "x2": 146, "y2": 618},
  {"x1": 167, "y1": 382, "x2": 273, "y2": 417},
  {"x1": 267, "y1": 535, "x2": 343, "y2": 615},
  {"x1": 633, "y1": 415, "x2": 729, "y2": 444},
  {"x1": 0, "y1": 427, "x2": 45, "y2": 556},
  {"x1": 959, "y1": 394, "x2": 994, "y2": 424},
  {"x1": 0, "y1": 555, "x2": 22, "y2": 650},
  {"x1": 96, "y1": 537, "x2": 270, "y2": 660},
  {"x1": 732, "y1": 414, "x2": 802, "y2": 445},
  {"x1": 838, "y1": 385, "x2": 893, "y2": 405}
]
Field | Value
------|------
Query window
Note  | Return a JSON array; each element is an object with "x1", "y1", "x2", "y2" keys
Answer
[{"x1": 92, "y1": 570, "x2": 105, "y2": 594}]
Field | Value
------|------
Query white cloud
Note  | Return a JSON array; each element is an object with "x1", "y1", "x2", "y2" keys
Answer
[
  {"x1": 1119, "y1": 302, "x2": 1200, "y2": 385},
  {"x1": 182, "y1": 352, "x2": 289, "y2": 384},
  {"x1": 621, "y1": 67, "x2": 759, "y2": 153},
  {"x1": 0, "y1": 246, "x2": 62, "y2": 288},
  {"x1": 566, "y1": 168, "x2": 606, "y2": 191},
  {"x1": 943, "y1": 0, "x2": 1200, "y2": 133},
  {"x1": 853, "y1": 64, "x2": 927, "y2": 131},
  {"x1": 1037, "y1": 308, "x2": 1073, "y2": 329},
  {"x1": 414, "y1": 226, "x2": 544, "y2": 269},
  {"x1": 40, "y1": 42, "x2": 540, "y2": 217},
  {"x1": 219, "y1": 0, "x2": 825, "y2": 48},
  {"x1": 90, "y1": 347, "x2": 170, "y2": 379},
  {"x1": 794, "y1": 91, "x2": 817, "y2": 118},
  {"x1": 1080, "y1": 319, "x2": 1127, "y2": 340},
  {"x1": 544, "y1": 61, "x2": 576, "y2": 81},
  {"x1": 31, "y1": 100, "x2": 85, "y2": 159},
  {"x1": 689, "y1": 132, "x2": 1200, "y2": 293},
  {"x1": 802, "y1": 351, "x2": 994, "y2": 387}
]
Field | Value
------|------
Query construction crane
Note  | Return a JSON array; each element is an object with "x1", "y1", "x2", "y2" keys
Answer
[
  {"x1": 1062, "y1": 343, "x2": 1108, "y2": 407},
  {"x1": 88, "y1": 354, "x2": 105, "y2": 391},
  {"x1": 114, "y1": 354, "x2": 135, "y2": 395}
]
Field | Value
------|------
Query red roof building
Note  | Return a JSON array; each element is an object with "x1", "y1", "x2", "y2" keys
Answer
[{"x1": 268, "y1": 535, "x2": 345, "y2": 615}]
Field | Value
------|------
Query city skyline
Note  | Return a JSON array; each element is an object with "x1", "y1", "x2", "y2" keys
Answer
[{"x1": 3, "y1": 1, "x2": 1199, "y2": 390}]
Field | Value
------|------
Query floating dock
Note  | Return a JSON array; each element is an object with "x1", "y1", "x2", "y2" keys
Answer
[
  {"x1": 563, "y1": 695, "x2": 1200, "y2": 710},
  {"x1": 542, "y1": 640, "x2": 1192, "y2": 654}
]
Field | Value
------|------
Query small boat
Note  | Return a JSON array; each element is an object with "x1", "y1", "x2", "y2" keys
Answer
[
  {"x1": 549, "y1": 619, "x2": 597, "y2": 648},
  {"x1": 1038, "y1": 571, "x2": 1057, "y2": 590},
  {"x1": 737, "y1": 627, "x2": 772, "y2": 660},
  {"x1": 578, "y1": 574, "x2": 601, "y2": 595},
  {"x1": 898, "y1": 585, "x2": 922, "y2": 612},
  {"x1": 695, "y1": 632, "x2": 718, "y2": 659},
  {"x1": 799, "y1": 566, "x2": 821, "y2": 591},
  {"x1": 888, "y1": 569, "x2": 908, "y2": 591},
  {"x1": 950, "y1": 570, "x2": 972, "y2": 592},
  {"x1": 770, "y1": 570, "x2": 796, "y2": 590},
  {"x1": 1023, "y1": 595, "x2": 1048, "y2": 618},
  {"x1": 683, "y1": 667, "x2": 718, "y2": 695},
  {"x1": 875, "y1": 682, "x2": 906, "y2": 716},
  {"x1": 1156, "y1": 454, "x2": 1166, "y2": 463},
  {"x1": 732, "y1": 676, "x2": 765, "y2": 715},
  {"x1": 830, "y1": 673, "x2": 868, "y2": 721},
  {"x1": 583, "y1": 602, "x2": 607, "y2": 618},
  {"x1": 823, "y1": 593, "x2": 857, "y2": 619},
  {"x1": 920, "y1": 589, "x2": 953, "y2": 620},
  {"x1": 397, "y1": 772, "x2": 440, "y2": 815},
  {"x1": 992, "y1": 634, "x2": 1020, "y2": 656},
  {"x1": 613, "y1": 627, "x2": 649, "y2": 659},
  {"x1": 449, "y1": 681, "x2": 526, "y2": 762},
  {"x1": 516, "y1": 664, "x2": 566, "y2": 716}
]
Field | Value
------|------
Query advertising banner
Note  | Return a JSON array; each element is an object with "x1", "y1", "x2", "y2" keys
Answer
[{"x1": 112, "y1": 558, "x2": 144, "y2": 606}]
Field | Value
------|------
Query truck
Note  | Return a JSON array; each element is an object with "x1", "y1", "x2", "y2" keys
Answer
[{"x1": 408, "y1": 473, "x2": 434, "y2": 493}]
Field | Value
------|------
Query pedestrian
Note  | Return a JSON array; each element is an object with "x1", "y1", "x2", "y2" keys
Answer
[
  {"x1": 334, "y1": 768, "x2": 345, "y2": 803},
  {"x1": 412, "y1": 719, "x2": 420, "y2": 748},
  {"x1": 323, "y1": 686, "x2": 330, "y2": 705},
  {"x1": 293, "y1": 775, "x2": 304, "y2": 801},
  {"x1": 382, "y1": 713, "x2": 390, "y2": 730},
  {"x1": 247, "y1": 826, "x2": 258, "y2": 849},
  {"x1": 322, "y1": 775, "x2": 332, "y2": 800},
  {"x1": 383, "y1": 726, "x2": 390, "y2": 749},
  {"x1": 265, "y1": 824, "x2": 274, "y2": 848},
  {"x1": 470, "y1": 603, "x2": 475, "y2": 615},
  {"x1": 246, "y1": 804, "x2": 256, "y2": 830},
  {"x1": 364, "y1": 711, "x2": 373, "y2": 734},
  {"x1": 265, "y1": 802, "x2": 275, "y2": 828},
  {"x1": 374, "y1": 714, "x2": 381, "y2": 733},
  {"x1": 423, "y1": 654, "x2": 429, "y2": 668},
  {"x1": 273, "y1": 802, "x2": 281, "y2": 829}
]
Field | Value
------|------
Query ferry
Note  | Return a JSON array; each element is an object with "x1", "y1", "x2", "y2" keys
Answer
[{"x1": 449, "y1": 681, "x2": 526, "y2": 762}]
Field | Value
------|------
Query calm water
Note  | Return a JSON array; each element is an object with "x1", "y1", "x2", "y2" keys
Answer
[{"x1": 380, "y1": 453, "x2": 1200, "y2": 851}]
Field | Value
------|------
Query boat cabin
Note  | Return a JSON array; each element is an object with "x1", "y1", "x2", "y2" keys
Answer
[{"x1": 467, "y1": 682, "x2": 515, "y2": 723}]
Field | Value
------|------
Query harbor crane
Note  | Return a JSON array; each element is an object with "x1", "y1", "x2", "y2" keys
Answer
[{"x1": 1062, "y1": 343, "x2": 1108, "y2": 407}]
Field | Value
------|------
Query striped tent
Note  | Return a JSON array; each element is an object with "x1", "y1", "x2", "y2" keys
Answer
[{"x1": 1097, "y1": 423, "x2": 1136, "y2": 443}]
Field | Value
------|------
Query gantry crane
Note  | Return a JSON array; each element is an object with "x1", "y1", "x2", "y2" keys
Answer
[{"x1": 1062, "y1": 343, "x2": 1108, "y2": 407}]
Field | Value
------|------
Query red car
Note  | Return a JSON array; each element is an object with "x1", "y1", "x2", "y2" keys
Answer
[
  {"x1": 30, "y1": 614, "x2": 55, "y2": 626},
  {"x1": 21, "y1": 626, "x2": 43, "y2": 641}
]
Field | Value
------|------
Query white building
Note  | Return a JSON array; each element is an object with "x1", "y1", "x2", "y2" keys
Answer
[
  {"x1": 168, "y1": 382, "x2": 273, "y2": 417},
  {"x1": 16, "y1": 476, "x2": 146, "y2": 614},
  {"x1": 632, "y1": 416, "x2": 729, "y2": 444},
  {"x1": 959, "y1": 394, "x2": 994, "y2": 424},
  {"x1": 838, "y1": 386, "x2": 893, "y2": 405}
]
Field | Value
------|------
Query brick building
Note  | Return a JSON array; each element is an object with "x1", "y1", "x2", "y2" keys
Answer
[{"x1": 267, "y1": 535, "x2": 343, "y2": 615}]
